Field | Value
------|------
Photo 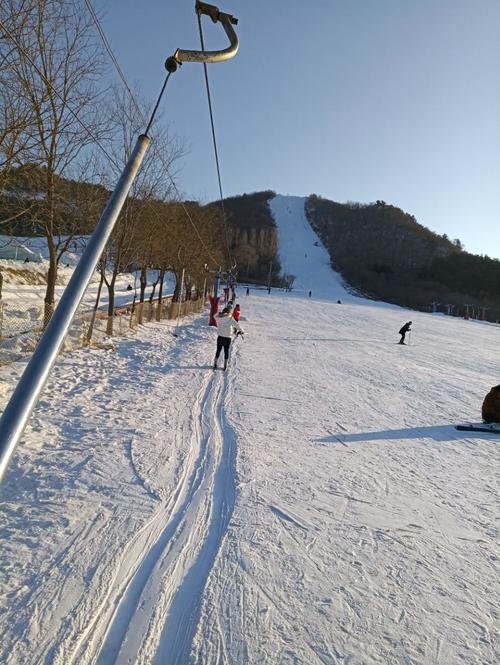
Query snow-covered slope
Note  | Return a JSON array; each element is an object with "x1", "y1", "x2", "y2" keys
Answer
[
  {"x1": 270, "y1": 194, "x2": 355, "y2": 301},
  {"x1": 1, "y1": 291, "x2": 499, "y2": 664},
  {"x1": 1, "y1": 209, "x2": 499, "y2": 664}
]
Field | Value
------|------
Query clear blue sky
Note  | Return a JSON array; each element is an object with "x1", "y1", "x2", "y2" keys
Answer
[{"x1": 94, "y1": 0, "x2": 500, "y2": 258}]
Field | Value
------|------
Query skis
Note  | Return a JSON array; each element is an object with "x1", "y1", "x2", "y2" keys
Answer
[{"x1": 455, "y1": 422, "x2": 500, "y2": 434}]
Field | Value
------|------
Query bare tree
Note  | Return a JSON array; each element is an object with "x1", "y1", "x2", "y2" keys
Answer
[
  {"x1": 101, "y1": 203, "x2": 137, "y2": 334},
  {"x1": 2, "y1": 0, "x2": 108, "y2": 325},
  {"x1": 0, "y1": 1, "x2": 44, "y2": 223},
  {"x1": 98, "y1": 85, "x2": 186, "y2": 332},
  {"x1": 155, "y1": 201, "x2": 225, "y2": 302}
]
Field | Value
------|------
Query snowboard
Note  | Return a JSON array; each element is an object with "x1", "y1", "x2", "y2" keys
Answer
[{"x1": 455, "y1": 422, "x2": 500, "y2": 434}]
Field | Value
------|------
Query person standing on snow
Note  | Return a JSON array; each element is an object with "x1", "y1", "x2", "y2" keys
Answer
[
  {"x1": 213, "y1": 307, "x2": 244, "y2": 370},
  {"x1": 398, "y1": 321, "x2": 412, "y2": 344},
  {"x1": 233, "y1": 303, "x2": 241, "y2": 322}
]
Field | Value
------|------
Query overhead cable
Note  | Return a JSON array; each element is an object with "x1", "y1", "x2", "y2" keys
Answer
[
  {"x1": 197, "y1": 9, "x2": 232, "y2": 267},
  {"x1": 83, "y1": 0, "x2": 220, "y2": 265}
]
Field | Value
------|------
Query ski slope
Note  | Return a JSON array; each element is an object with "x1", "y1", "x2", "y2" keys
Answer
[
  {"x1": 270, "y1": 194, "x2": 355, "y2": 301},
  {"x1": 0, "y1": 201, "x2": 499, "y2": 664}
]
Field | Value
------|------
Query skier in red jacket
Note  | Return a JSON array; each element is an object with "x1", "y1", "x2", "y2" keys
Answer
[{"x1": 233, "y1": 303, "x2": 241, "y2": 322}]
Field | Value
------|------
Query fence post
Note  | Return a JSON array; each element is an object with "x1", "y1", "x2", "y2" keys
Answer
[{"x1": 175, "y1": 267, "x2": 185, "y2": 334}]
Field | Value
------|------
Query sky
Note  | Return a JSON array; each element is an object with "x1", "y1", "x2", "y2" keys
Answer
[{"x1": 93, "y1": 0, "x2": 500, "y2": 259}]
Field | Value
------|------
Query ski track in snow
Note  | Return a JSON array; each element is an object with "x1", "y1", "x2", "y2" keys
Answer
[
  {"x1": 1, "y1": 195, "x2": 500, "y2": 664},
  {"x1": 0, "y1": 316, "x2": 239, "y2": 665},
  {"x1": 88, "y1": 363, "x2": 236, "y2": 665}
]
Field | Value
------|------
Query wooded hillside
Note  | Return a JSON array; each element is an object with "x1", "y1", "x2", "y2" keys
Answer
[
  {"x1": 305, "y1": 195, "x2": 500, "y2": 322},
  {"x1": 211, "y1": 191, "x2": 283, "y2": 285}
]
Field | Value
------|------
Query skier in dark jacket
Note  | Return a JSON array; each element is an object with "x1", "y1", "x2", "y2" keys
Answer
[{"x1": 398, "y1": 321, "x2": 412, "y2": 344}]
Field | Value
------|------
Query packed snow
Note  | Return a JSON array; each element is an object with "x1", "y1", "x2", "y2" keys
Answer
[
  {"x1": 270, "y1": 194, "x2": 354, "y2": 301},
  {"x1": 0, "y1": 196, "x2": 499, "y2": 664},
  {"x1": 0, "y1": 235, "x2": 175, "y2": 310}
]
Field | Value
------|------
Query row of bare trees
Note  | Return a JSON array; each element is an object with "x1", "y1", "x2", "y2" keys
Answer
[
  {"x1": 1, "y1": 0, "x2": 225, "y2": 331},
  {"x1": 96, "y1": 197, "x2": 225, "y2": 335},
  {"x1": 1, "y1": 0, "x2": 111, "y2": 325}
]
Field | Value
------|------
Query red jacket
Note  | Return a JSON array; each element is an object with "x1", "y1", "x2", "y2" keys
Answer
[{"x1": 233, "y1": 307, "x2": 241, "y2": 321}]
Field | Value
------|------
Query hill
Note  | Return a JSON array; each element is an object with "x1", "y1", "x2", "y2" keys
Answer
[
  {"x1": 3, "y1": 172, "x2": 500, "y2": 322},
  {"x1": 210, "y1": 190, "x2": 283, "y2": 285},
  {"x1": 305, "y1": 194, "x2": 500, "y2": 321},
  {"x1": 1, "y1": 186, "x2": 499, "y2": 663}
]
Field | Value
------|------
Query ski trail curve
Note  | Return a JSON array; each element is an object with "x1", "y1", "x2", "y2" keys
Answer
[
  {"x1": 87, "y1": 366, "x2": 236, "y2": 665},
  {"x1": 65, "y1": 369, "x2": 214, "y2": 665},
  {"x1": 151, "y1": 371, "x2": 236, "y2": 665}
]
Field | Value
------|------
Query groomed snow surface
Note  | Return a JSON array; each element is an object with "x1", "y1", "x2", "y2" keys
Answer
[
  {"x1": 270, "y1": 194, "x2": 355, "y2": 301},
  {"x1": 0, "y1": 197, "x2": 499, "y2": 664}
]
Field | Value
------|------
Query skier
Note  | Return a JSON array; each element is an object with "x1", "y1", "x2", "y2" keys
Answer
[
  {"x1": 308, "y1": 290, "x2": 312, "y2": 297},
  {"x1": 233, "y1": 303, "x2": 241, "y2": 322},
  {"x1": 398, "y1": 321, "x2": 412, "y2": 344},
  {"x1": 246, "y1": 287, "x2": 250, "y2": 296},
  {"x1": 213, "y1": 307, "x2": 244, "y2": 370}
]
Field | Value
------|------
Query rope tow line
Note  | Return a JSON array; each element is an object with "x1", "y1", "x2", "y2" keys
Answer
[
  {"x1": 83, "y1": 0, "x2": 232, "y2": 274},
  {"x1": 196, "y1": 3, "x2": 233, "y2": 268},
  {"x1": 160, "y1": 1, "x2": 239, "y2": 269}
]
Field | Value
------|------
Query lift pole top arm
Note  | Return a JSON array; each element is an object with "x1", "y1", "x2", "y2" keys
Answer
[{"x1": 172, "y1": 1, "x2": 239, "y2": 66}]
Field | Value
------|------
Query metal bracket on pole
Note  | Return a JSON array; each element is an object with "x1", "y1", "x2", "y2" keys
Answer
[{"x1": 167, "y1": 1, "x2": 239, "y2": 69}]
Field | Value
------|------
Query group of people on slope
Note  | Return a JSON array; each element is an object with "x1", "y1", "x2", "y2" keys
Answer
[
  {"x1": 213, "y1": 302, "x2": 243, "y2": 371},
  {"x1": 212, "y1": 305, "x2": 500, "y2": 425}
]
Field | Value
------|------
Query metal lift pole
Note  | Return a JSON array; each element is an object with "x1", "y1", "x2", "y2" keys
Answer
[
  {"x1": 0, "y1": 136, "x2": 150, "y2": 481},
  {"x1": 0, "y1": 2, "x2": 239, "y2": 484}
]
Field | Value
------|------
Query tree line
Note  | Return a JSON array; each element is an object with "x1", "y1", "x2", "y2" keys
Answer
[
  {"x1": 218, "y1": 191, "x2": 289, "y2": 287},
  {"x1": 306, "y1": 195, "x2": 500, "y2": 322}
]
